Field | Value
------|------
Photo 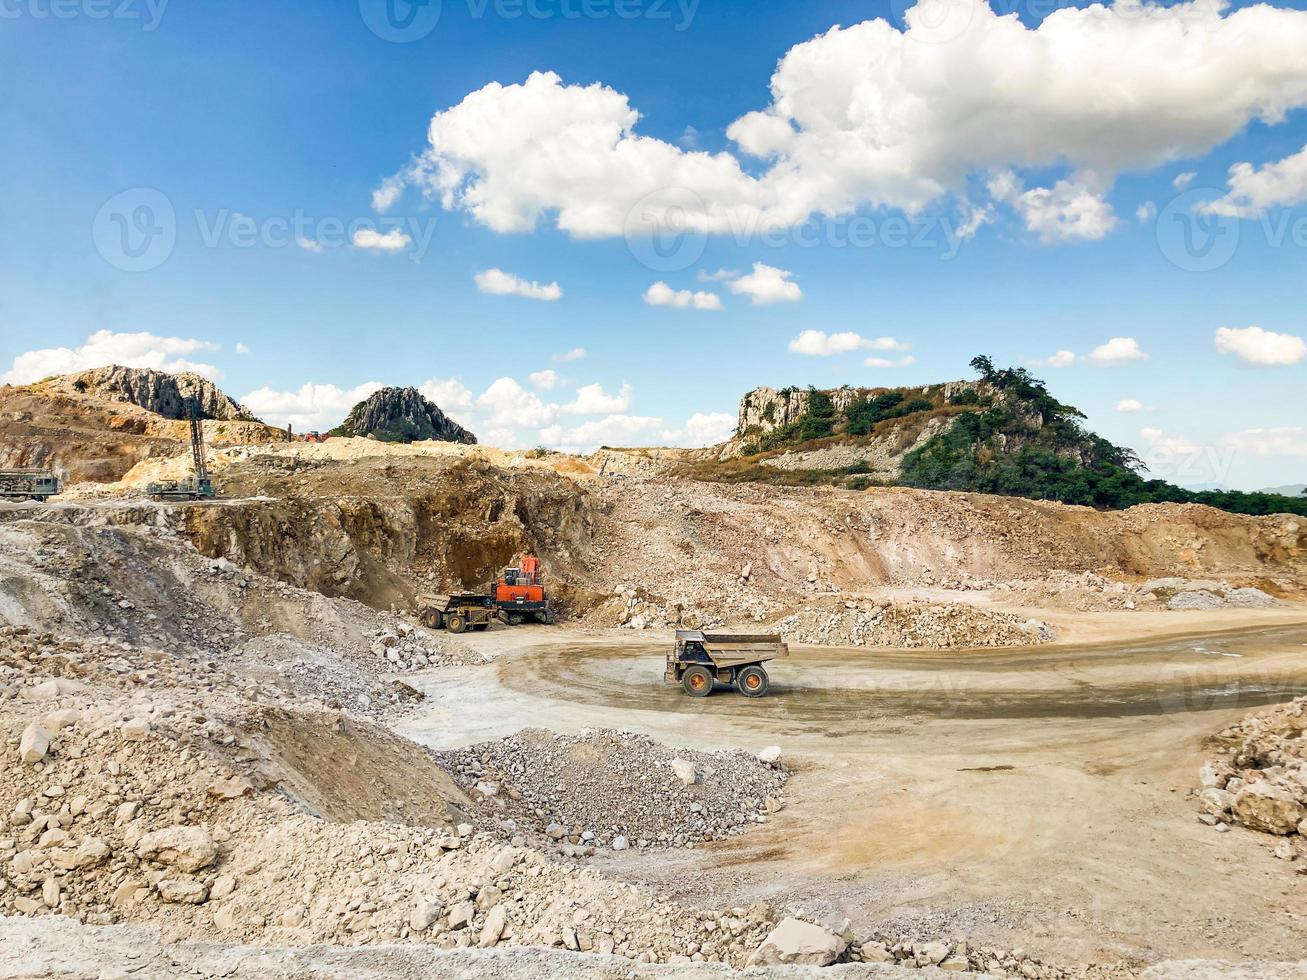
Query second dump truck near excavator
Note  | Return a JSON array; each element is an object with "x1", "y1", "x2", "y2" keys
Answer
[{"x1": 665, "y1": 631, "x2": 788, "y2": 698}]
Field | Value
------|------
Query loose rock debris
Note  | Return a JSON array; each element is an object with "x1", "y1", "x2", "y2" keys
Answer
[
  {"x1": 437, "y1": 729, "x2": 789, "y2": 851},
  {"x1": 1196, "y1": 695, "x2": 1307, "y2": 863}
]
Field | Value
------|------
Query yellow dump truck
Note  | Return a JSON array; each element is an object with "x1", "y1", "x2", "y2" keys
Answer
[{"x1": 665, "y1": 630, "x2": 788, "y2": 698}]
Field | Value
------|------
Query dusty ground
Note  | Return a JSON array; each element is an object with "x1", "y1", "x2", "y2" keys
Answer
[
  {"x1": 399, "y1": 615, "x2": 1307, "y2": 970},
  {"x1": 4, "y1": 406, "x2": 1307, "y2": 977},
  {"x1": 4, "y1": 917, "x2": 1307, "y2": 980}
]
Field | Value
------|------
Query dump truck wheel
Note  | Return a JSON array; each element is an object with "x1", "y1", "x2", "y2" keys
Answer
[
  {"x1": 506, "y1": 613, "x2": 524, "y2": 626},
  {"x1": 421, "y1": 610, "x2": 443, "y2": 630},
  {"x1": 447, "y1": 614, "x2": 467, "y2": 634},
  {"x1": 735, "y1": 665, "x2": 769, "y2": 698},
  {"x1": 681, "y1": 665, "x2": 713, "y2": 697}
]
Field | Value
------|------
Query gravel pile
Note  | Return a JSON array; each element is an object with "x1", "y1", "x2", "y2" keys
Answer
[
  {"x1": 438, "y1": 729, "x2": 788, "y2": 851},
  {"x1": 769, "y1": 600, "x2": 1053, "y2": 648},
  {"x1": 0, "y1": 628, "x2": 780, "y2": 967},
  {"x1": 1141, "y1": 578, "x2": 1281, "y2": 611}
]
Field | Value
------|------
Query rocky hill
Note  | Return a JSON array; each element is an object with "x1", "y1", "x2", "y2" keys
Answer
[
  {"x1": 711, "y1": 356, "x2": 1307, "y2": 519},
  {"x1": 0, "y1": 371, "x2": 287, "y2": 483},
  {"x1": 50, "y1": 365, "x2": 255, "y2": 421},
  {"x1": 331, "y1": 387, "x2": 476, "y2": 445}
]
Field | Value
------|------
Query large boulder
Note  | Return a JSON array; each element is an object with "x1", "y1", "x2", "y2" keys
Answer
[
  {"x1": 332, "y1": 387, "x2": 476, "y2": 445},
  {"x1": 19, "y1": 723, "x2": 51, "y2": 765},
  {"x1": 135, "y1": 826, "x2": 217, "y2": 871},
  {"x1": 1232, "y1": 781, "x2": 1307, "y2": 835},
  {"x1": 747, "y1": 917, "x2": 848, "y2": 966}
]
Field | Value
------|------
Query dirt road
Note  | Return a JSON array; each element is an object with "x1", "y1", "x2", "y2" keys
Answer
[{"x1": 400, "y1": 618, "x2": 1307, "y2": 970}]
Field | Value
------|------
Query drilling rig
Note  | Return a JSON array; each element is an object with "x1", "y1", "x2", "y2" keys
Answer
[{"x1": 147, "y1": 399, "x2": 217, "y2": 502}]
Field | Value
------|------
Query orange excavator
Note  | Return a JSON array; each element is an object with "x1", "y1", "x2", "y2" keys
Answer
[{"x1": 492, "y1": 555, "x2": 552, "y2": 625}]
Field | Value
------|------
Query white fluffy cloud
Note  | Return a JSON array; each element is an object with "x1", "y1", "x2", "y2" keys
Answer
[
  {"x1": 381, "y1": 2, "x2": 1307, "y2": 243},
  {"x1": 788, "y1": 330, "x2": 909, "y2": 356},
  {"x1": 474, "y1": 268, "x2": 563, "y2": 301},
  {"x1": 476, "y1": 377, "x2": 558, "y2": 429},
  {"x1": 1089, "y1": 337, "x2": 1148, "y2": 366},
  {"x1": 1140, "y1": 426, "x2": 1200, "y2": 457},
  {"x1": 372, "y1": 174, "x2": 406, "y2": 213},
  {"x1": 2, "y1": 330, "x2": 222, "y2": 385},
  {"x1": 865, "y1": 355, "x2": 917, "y2": 369},
  {"x1": 418, "y1": 377, "x2": 474, "y2": 410},
  {"x1": 1221, "y1": 427, "x2": 1307, "y2": 457},
  {"x1": 1215, "y1": 326, "x2": 1306, "y2": 366},
  {"x1": 563, "y1": 382, "x2": 631, "y2": 415},
  {"x1": 1116, "y1": 398, "x2": 1149, "y2": 413},
  {"x1": 539, "y1": 415, "x2": 665, "y2": 453},
  {"x1": 1203, "y1": 144, "x2": 1307, "y2": 218},
  {"x1": 418, "y1": 378, "x2": 475, "y2": 425},
  {"x1": 990, "y1": 172, "x2": 1117, "y2": 243},
  {"x1": 352, "y1": 228, "x2": 411, "y2": 252},
  {"x1": 661, "y1": 411, "x2": 737, "y2": 447},
  {"x1": 528, "y1": 369, "x2": 559, "y2": 390},
  {"x1": 296, "y1": 236, "x2": 325, "y2": 254},
  {"x1": 643, "y1": 282, "x2": 722, "y2": 310},
  {"x1": 728, "y1": 263, "x2": 802, "y2": 305},
  {"x1": 1172, "y1": 171, "x2": 1197, "y2": 190},
  {"x1": 1033, "y1": 338, "x2": 1147, "y2": 368},
  {"x1": 241, "y1": 381, "x2": 384, "y2": 432},
  {"x1": 554, "y1": 347, "x2": 587, "y2": 362},
  {"x1": 1136, "y1": 201, "x2": 1157, "y2": 222},
  {"x1": 1046, "y1": 350, "x2": 1079, "y2": 368}
]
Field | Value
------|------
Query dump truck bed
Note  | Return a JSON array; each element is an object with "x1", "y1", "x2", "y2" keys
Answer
[
  {"x1": 420, "y1": 593, "x2": 493, "y2": 613},
  {"x1": 673, "y1": 630, "x2": 789, "y2": 668}
]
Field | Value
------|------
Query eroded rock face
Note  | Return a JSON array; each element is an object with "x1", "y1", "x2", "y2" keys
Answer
[
  {"x1": 56, "y1": 366, "x2": 254, "y2": 421},
  {"x1": 734, "y1": 381, "x2": 983, "y2": 441},
  {"x1": 334, "y1": 387, "x2": 476, "y2": 445}
]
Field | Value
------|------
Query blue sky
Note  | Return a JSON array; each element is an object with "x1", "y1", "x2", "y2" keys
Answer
[{"x1": 1, "y1": 0, "x2": 1305, "y2": 488}]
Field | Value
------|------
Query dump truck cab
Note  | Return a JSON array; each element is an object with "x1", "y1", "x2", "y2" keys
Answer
[{"x1": 666, "y1": 630, "x2": 788, "y2": 698}]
